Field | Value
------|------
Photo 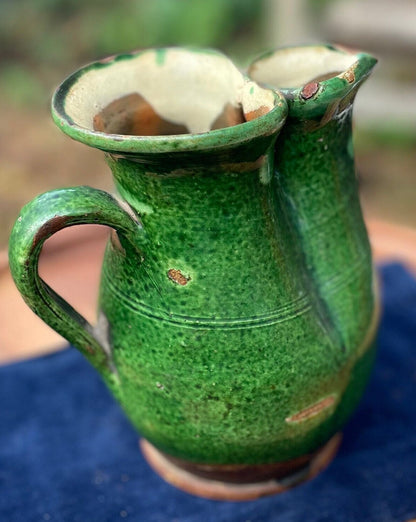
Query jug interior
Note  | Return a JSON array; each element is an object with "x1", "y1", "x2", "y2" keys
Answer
[
  {"x1": 93, "y1": 94, "x2": 246, "y2": 136},
  {"x1": 62, "y1": 48, "x2": 275, "y2": 136},
  {"x1": 249, "y1": 46, "x2": 357, "y2": 89}
]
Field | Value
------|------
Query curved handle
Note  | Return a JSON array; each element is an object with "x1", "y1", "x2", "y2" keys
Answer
[{"x1": 8, "y1": 186, "x2": 144, "y2": 383}]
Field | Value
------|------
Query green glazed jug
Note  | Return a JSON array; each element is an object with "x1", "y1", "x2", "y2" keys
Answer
[{"x1": 9, "y1": 46, "x2": 378, "y2": 501}]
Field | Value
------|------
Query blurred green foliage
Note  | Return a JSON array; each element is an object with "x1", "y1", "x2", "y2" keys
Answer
[
  {"x1": 355, "y1": 125, "x2": 416, "y2": 152},
  {"x1": 0, "y1": 0, "x2": 262, "y2": 107}
]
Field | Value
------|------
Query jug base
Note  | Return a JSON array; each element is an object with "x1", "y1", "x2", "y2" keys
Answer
[{"x1": 140, "y1": 433, "x2": 341, "y2": 501}]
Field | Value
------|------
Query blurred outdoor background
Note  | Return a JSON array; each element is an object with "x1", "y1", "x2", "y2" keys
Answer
[{"x1": 1, "y1": 0, "x2": 415, "y2": 248}]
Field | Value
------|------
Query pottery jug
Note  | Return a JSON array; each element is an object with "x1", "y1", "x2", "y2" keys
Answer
[{"x1": 9, "y1": 46, "x2": 378, "y2": 500}]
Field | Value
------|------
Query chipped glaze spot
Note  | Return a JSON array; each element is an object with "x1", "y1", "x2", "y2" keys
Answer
[
  {"x1": 286, "y1": 395, "x2": 336, "y2": 423},
  {"x1": 167, "y1": 269, "x2": 190, "y2": 286}
]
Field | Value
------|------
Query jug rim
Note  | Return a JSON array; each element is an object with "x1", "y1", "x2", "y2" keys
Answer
[{"x1": 51, "y1": 47, "x2": 288, "y2": 154}]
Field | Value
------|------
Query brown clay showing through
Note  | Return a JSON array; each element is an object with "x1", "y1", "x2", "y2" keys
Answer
[
  {"x1": 93, "y1": 93, "x2": 188, "y2": 135},
  {"x1": 163, "y1": 449, "x2": 318, "y2": 484},
  {"x1": 144, "y1": 434, "x2": 342, "y2": 485},
  {"x1": 140, "y1": 434, "x2": 342, "y2": 501},
  {"x1": 93, "y1": 93, "x2": 246, "y2": 136}
]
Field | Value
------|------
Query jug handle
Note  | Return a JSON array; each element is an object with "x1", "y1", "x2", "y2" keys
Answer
[{"x1": 8, "y1": 185, "x2": 144, "y2": 381}]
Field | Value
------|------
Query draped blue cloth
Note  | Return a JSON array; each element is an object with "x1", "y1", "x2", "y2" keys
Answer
[{"x1": 1, "y1": 264, "x2": 415, "y2": 522}]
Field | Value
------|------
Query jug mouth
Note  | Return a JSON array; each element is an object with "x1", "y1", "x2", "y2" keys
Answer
[
  {"x1": 52, "y1": 47, "x2": 287, "y2": 154},
  {"x1": 248, "y1": 44, "x2": 377, "y2": 118}
]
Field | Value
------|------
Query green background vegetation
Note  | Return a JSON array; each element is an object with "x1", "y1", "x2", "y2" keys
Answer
[
  {"x1": 0, "y1": 0, "x2": 263, "y2": 107},
  {"x1": 0, "y1": 0, "x2": 415, "y2": 248}
]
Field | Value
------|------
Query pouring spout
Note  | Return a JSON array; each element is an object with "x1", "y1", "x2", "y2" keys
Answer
[{"x1": 248, "y1": 44, "x2": 377, "y2": 120}]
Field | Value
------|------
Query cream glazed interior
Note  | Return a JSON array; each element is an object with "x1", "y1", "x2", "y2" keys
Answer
[
  {"x1": 249, "y1": 46, "x2": 358, "y2": 89},
  {"x1": 61, "y1": 48, "x2": 276, "y2": 136}
]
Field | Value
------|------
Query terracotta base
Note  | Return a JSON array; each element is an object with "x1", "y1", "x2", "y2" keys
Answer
[{"x1": 140, "y1": 434, "x2": 342, "y2": 501}]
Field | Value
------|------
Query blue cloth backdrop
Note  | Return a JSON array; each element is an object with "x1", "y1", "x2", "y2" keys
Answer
[{"x1": 1, "y1": 264, "x2": 415, "y2": 522}]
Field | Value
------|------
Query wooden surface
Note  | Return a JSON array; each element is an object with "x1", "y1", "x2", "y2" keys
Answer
[{"x1": 1, "y1": 220, "x2": 416, "y2": 365}]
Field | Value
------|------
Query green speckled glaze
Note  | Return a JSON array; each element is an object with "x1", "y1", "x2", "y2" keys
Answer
[{"x1": 9, "y1": 46, "x2": 378, "y2": 468}]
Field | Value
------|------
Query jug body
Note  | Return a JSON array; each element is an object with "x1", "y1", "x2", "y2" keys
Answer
[{"x1": 96, "y1": 149, "x2": 354, "y2": 467}]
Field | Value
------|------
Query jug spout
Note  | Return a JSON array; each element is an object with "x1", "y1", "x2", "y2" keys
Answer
[
  {"x1": 249, "y1": 45, "x2": 379, "y2": 354},
  {"x1": 249, "y1": 44, "x2": 377, "y2": 120}
]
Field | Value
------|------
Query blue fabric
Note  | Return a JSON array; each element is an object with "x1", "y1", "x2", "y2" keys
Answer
[{"x1": 1, "y1": 263, "x2": 415, "y2": 522}]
